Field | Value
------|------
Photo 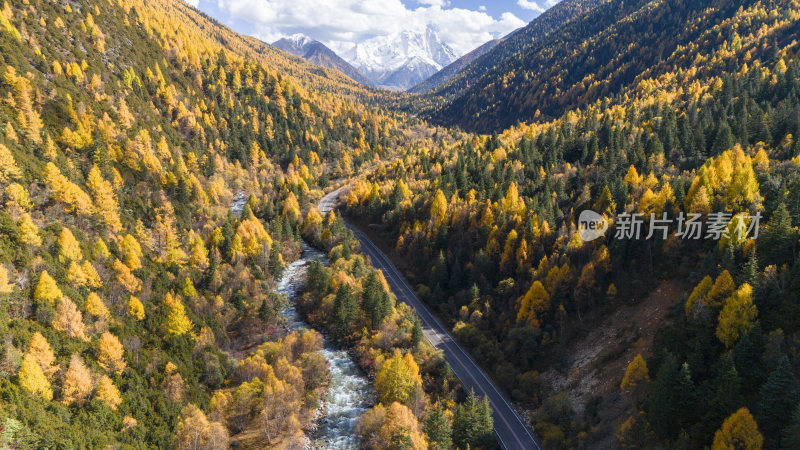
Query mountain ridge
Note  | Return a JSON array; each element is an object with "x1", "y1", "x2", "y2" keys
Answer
[
  {"x1": 272, "y1": 34, "x2": 373, "y2": 86},
  {"x1": 409, "y1": 37, "x2": 505, "y2": 94}
]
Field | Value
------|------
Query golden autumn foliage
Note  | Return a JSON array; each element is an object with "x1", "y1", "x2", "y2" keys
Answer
[
  {"x1": 61, "y1": 354, "x2": 93, "y2": 406},
  {"x1": 235, "y1": 217, "x2": 272, "y2": 257},
  {"x1": 120, "y1": 234, "x2": 143, "y2": 271},
  {"x1": 430, "y1": 189, "x2": 448, "y2": 228},
  {"x1": 44, "y1": 162, "x2": 93, "y2": 216},
  {"x1": 0, "y1": 265, "x2": 12, "y2": 294},
  {"x1": 281, "y1": 191, "x2": 301, "y2": 222},
  {"x1": 164, "y1": 292, "x2": 193, "y2": 336},
  {"x1": 685, "y1": 275, "x2": 713, "y2": 316},
  {"x1": 26, "y1": 332, "x2": 57, "y2": 378},
  {"x1": 18, "y1": 354, "x2": 52, "y2": 400},
  {"x1": 85, "y1": 292, "x2": 109, "y2": 319},
  {"x1": 188, "y1": 230, "x2": 209, "y2": 269},
  {"x1": 96, "y1": 375, "x2": 122, "y2": 410},
  {"x1": 716, "y1": 284, "x2": 758, "y2": 348},
  {"x1": 708, "y1": 270, "x2": 736, "y2": 307},
  {"x1": 86, "y1": 165, "x2": 122, "y2": 232},
  {"x1": 113, "y1": 259, "x2": 142, "y2": 293},
  {"x1": 33, "y1": 271, "x2": 62, "y2": 305},
  {"x1": 81, "y1": 261, "x2": 102, "y2": 288},
  {"x1": 93, "y1": 237, "x2": 110, "y2": 260},
  {"x1": 620, "y1": 354, "x2": 650, "y2": 390},
  {"x1": 128, "y1": 296, "x2": 145, "y2": 321},
  {"x1": 18, "y1": 213, "x2": 42, "y2": 247},
  {"x1": 174, "y1": 404, "x2": 228, "y2": 450},
  {"x1": 375, "y1": 349, "x2": 422, "y2": 405},
  {"x1": 66, "y1": 261, "x2": 87, "y2": 288},
  {"x1": 380, "y1": 402, "x2": 427, "y2": 450},
  {"x1": 98, "y1": 332, "x2": 126, "y2": 374},
  {"x1": 358, "y1": 402, "x2": 427, "y2": 450},
  {"x1": 0, "y1": 143, "x2": 22, "y2": 183},
  {"x1": 712, "y1": 408, "x2": 763, "y2": 450},
  {"x1": 517, "y1": 280, "x2": 550, "y2": 328},
  {"x1": 53, "y1": 297, "x2": 89, "y2": 342}
]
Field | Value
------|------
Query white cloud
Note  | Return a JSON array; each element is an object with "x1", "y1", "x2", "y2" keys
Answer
[
  {"x1": 478, "y1": 5, "x2": 486, "y2": 11},
  {"x1": 416, "y1": 0, "x2": 449, "y2": 6},
  {"x1": 185, "y1": 0, "x2": 200, "y2": 7},
  {"x1": 213, "y1": 0, "x2": 525, "y2": 56},
  {"x1": 517, "y1": 0, "x2": 545, "y2": 12}
]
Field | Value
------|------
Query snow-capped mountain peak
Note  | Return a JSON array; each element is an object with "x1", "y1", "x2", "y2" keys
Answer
[
  {"x1": 343, "y1": 27, "x2": 458, "y2": 91},
  {"x1": 286, "y1": 33, "x2": 313, "y2": 49}
]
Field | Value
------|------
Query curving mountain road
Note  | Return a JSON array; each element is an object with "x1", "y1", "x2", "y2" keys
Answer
[{"x1": 318, "y1": 188, "x2": 540, "y2": 450}]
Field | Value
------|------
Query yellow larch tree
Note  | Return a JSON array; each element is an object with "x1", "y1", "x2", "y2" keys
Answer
[
  {"x1": 81, "y1": 261, "x2": 102, "y2": 288},
  {"x1": 26, "y1": 332, "x2": 58, "y2": 378},
  {"x1": 175, "y1": 404, "x2": 229, "y2": 450},
  {"x1": 53, "y1": 297, "x2": 89, "y2": 341},
  {"x1": 707, "y1": 270, "x2": 735, "y2": 307},
  {"x1": 235, "y1": 217, "x2": 272, "y2": 258},
  {"x1": 620, "y1": 354, "x2": 650, "y2": 390},
  {"x1": 85, "y1": 292, "x2": 110, "y2": 319},
  {"x1": 44, "y1": 162, "x2": 93, "y2": 216},
  {"x1": 517, "y1": 280, "x2": 550, "y2": 328},
  {"x1": 4, "y1": 66, "x2": 42, "y2": 144},
  {"x1": 18, "y1": 354, "x2": 52, "y2": 400},
  {"x1": 375, "y1": 349, "x2": 423, "y2": 405},
  {"x1": 717, "y1": 284, "x2": 758, "y2": 348},
  {"x1": 281, "y1": 191, "x2": 301, "y2": 222},
  {"x1": 98, "y1": 331, "x2": 126, "y2": 374},
  {"x1": 379, "y1": 402, "x2": 427, "y2": 450},
  {"x1": 5, "y1": 183, "x2": 31, "y2": 211},
  {"x1": 61, "y1": 354, "x2": 93, "y2": 406},
  {"x1": 113, "y1": 259, "x2": 142, "y2": 293},
  {"x1": 58, "y1": 227, "x2": 83, "y2": 262},
  {"x1": 0, "y1": 143, "x2": 22, "y2": 183},
  {"x1": 93, "y1": 237, "x2": 110, "y2": 260},
  {"x1": 712, "y1": 408, "x2": 762, "y2": 450},
  {"x1": 128, "y1": 295, "x2": 145, "y2": 321},
  {"x1": 685, "y1": 275, "x2": 713, "y2": 316},
  {"x1": 188, "y1": 230, "x2": 209, "y2": 269},
  {"x1": 164, "y1": 292, "x2": 193, "y2": 336},
  {"x1": 17, "y1": 213, "x2": 42, "y2": 247},
  {"x1": 120, "y1": 234, "x2": 143, "y2": 271},
  {"x1": 429, "y1": 189, "x2": 448, "y2": 229},
  {"x1": 86, "y1": 165, "x2": 122, "y2": 232},
  {"x1": 33, "y1": 270, "x2": 62, "y2": 305},
  {"x1": 66, "y1": 261, "x2": 88, "y2": 287},
  {"x1": 95, "y1": 375, "x2": 122, "y2": 410}
]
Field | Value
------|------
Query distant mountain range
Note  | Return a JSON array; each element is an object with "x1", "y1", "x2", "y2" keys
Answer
[
  {"x1": 342, "y1": 27, "x2": 458, "y2": 91},
  {"x1": 272, "y1": 27, "x2": 462, "y2": 91},
  {"x1": 271, "y1": 34, "x2": 371, "y2": 85}
]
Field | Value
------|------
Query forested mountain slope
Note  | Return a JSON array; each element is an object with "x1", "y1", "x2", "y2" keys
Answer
[
  {"x1": 345, "y1": 0, "x2": 800, "y2": 446},
  {"x1": 409, "y1": 38, "x2": 504, "y2": 94},
  {"x1": 0, "y1": 0, "x2": 483, "y2": 448},
  {"x1": 411, "y1": 0, "x2": 605, "y2": 116},
  {"x1": 424, "y1": 0, "x2": 779, "y2": 133}
]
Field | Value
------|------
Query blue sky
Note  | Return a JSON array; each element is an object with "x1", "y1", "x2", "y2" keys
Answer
[{"x1": 185, "y1": 0, "x2": 554, "y2": 56}]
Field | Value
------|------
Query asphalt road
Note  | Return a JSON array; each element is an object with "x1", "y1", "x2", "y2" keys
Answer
[{"x1": 318, "y1": 188, "x2": 540, "y2": 450}]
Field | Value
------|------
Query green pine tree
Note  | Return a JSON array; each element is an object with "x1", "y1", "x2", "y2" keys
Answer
[
  {"x1": 424, "y1": 404, "x2": 452, "y2": 450},
  {"x1": 757, "y1": 356, "x2": 800, "y2": 448},
  {"x1": 332, "y1": 283, "x2": 358, "y2": 339}
]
